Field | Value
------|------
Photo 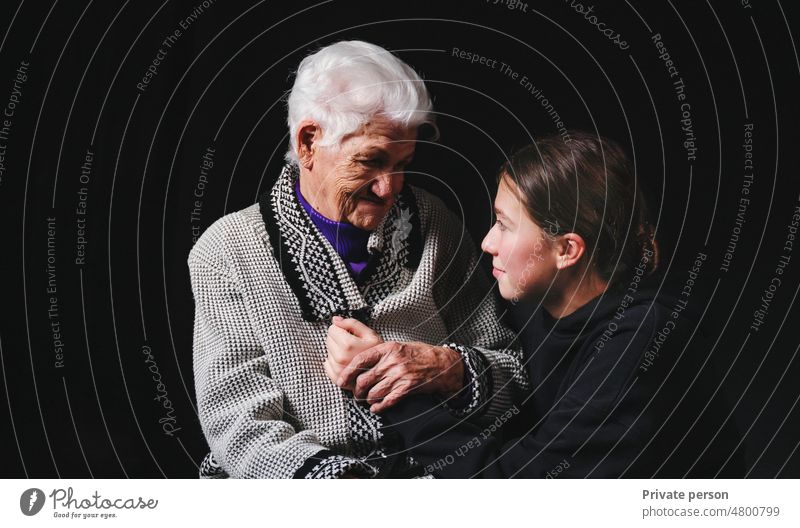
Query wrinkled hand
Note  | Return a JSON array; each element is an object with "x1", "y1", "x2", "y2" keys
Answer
[
  {"x1": 336, "y1": 341, "x2": 464, "y2": 413},
  {"x1": 324, "y1": 316, "x2": 383, "y2": 391}
]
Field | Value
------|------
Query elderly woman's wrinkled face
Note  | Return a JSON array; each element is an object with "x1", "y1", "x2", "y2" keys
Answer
[{"x1": 305, "y1": 117, "x2": 417, "y2": 231}]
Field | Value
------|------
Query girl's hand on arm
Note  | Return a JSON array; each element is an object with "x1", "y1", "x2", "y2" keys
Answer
[{"x1": 324, "y1": 317, "x2": 383, "y2": 390}]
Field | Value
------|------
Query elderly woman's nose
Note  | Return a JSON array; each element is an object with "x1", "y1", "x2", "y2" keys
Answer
[{"x1": 371, "y1": 172, "x2": 401, "y2": 198}]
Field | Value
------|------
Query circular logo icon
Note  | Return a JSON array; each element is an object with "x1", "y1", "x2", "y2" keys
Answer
[{"x1": 20, "y1": 488, "x2": 45, "y2": 516}]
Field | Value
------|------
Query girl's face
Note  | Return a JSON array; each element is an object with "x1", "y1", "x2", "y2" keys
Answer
[{"x1": 481, "y1": 176, "x2": 560, "y2": 303}]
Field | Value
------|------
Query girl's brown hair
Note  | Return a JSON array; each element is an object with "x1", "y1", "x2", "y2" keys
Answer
[{"x1": 500, "y1": 130, "x2": 658, "y2": 286}]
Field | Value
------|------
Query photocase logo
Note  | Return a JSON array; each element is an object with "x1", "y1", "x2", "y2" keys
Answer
[{"x1": 20, "y1": 488, "x2": 45, "y2": 516}]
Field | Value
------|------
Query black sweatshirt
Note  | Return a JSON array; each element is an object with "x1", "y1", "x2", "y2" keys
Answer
[{"x1": 380, "y1": 272, "x2": 746, "y2": 478}]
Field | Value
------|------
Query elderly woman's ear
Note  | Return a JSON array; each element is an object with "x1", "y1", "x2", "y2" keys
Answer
[{"x1": 296, "y1": 119, "x2": 321, "y2": 169}]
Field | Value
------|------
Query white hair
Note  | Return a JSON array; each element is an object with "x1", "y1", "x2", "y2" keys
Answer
[{"x1": 285, "y1": 40, "x2": 437, "y2": 164}]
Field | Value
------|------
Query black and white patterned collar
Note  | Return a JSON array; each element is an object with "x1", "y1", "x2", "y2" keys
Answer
[{"x1": 259, "y1": 164, "x2": 422, "y2": 322}]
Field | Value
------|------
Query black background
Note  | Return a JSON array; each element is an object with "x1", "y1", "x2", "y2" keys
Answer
[{"x1": 1, "y1": 0, "x2": 798, "y2": 478}]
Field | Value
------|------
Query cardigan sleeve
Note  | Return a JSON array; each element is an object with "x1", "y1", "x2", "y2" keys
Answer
[
  {"x1": 429, "y1": 200, "x2": 531, "y2": 421},
  {"x1": 189, "y1": 253, "x2": 374, "y2": 479}
]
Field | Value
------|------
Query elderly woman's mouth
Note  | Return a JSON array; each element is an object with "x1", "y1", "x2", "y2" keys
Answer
[{"x1": 358, "y1": 195, "x2": 388, "y2": 207}]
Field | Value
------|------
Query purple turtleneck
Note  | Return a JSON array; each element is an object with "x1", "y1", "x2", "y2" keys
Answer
[{"x1": 295, "y1": 180, "x2": 371, "y2": 278}]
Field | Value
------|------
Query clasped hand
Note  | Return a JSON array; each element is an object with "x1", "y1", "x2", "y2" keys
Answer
[{"x1": 324, "y1": 316, "x2": 464, "y2": 413}]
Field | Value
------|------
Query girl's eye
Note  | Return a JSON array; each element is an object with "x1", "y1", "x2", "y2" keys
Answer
[{"x1": 496, "y1": 219, "x2": 507, "y2": 232}]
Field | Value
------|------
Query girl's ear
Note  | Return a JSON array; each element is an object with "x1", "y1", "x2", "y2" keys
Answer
[{"x1": 555, "y1": 233, "x2": 587, "y2": 270}]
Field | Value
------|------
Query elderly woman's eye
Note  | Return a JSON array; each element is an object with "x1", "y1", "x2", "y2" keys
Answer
[{"x1": 358, "y1": 158, "x2": 381, "y2": 167}]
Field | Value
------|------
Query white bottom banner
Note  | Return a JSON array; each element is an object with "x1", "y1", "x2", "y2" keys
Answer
[{"x1": 1, "y1": 479, "x2": 796, "y2": 527}]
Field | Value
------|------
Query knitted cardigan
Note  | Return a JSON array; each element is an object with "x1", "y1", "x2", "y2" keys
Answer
[{"x1": 188, "y1": 164, "x2": 530, "y2": 479}]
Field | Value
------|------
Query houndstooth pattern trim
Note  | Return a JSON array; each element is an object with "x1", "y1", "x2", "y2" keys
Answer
[
  {"x1": 196, "y1": 400, "x2": 427, "y2": 479},
  {"x1": 346, "y1": 397, "x2": 426, "y2": 477},
  {"x1": 300, "y1": 452, "x2": 379, "y2": 479},
  {"x1": 347, "y1": 397, "x2": 384, "y2": 457},
  {"x1": 259, "y1": 164, "x2": 421, "y2": 322},
  {"x1": 260, "y1": 165, "x2": 355, "y2": 321},
  {"x1": 360, "y1": 196, "x2": 421, "y2": 305},
  {"x1": 441, "y1": 344, "x2": 493, "y2": 417},
  {"x1": 198, "y1": 451, "x2": 228, "y2": 479}
]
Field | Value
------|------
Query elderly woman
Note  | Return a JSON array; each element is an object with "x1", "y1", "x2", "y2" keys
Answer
[{"x1": 189, "y1": 40, "x2": 529, "y2": 479}]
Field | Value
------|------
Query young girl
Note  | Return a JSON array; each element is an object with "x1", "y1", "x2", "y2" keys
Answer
[{"x1": 328, "y1": 131, "x2": 743, "y2": 478}]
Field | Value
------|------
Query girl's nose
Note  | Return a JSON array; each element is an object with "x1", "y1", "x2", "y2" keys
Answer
[{"x1": 481, "y1": 226, "x2": 498, "y2": 255}]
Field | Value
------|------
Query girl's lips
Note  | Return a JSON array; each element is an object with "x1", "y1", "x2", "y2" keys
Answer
[{"x1": 492, "y1": 267, "x2": 505, "y2": 278}]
